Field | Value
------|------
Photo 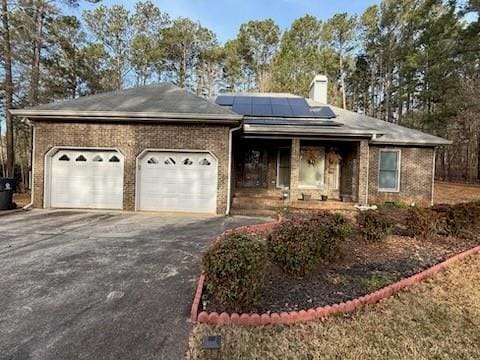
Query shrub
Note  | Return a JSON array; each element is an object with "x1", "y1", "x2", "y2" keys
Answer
[
  {"x1": 310, "y1": 212, "x2": 353, "y2": 260},
  {"x1": 356, "y1": 210, "x2": 394, "y2": 242},
  {"x1": 380, "y1": 201, "x2": 409, "y2": 209},
  {"x1": 433, "y1": 201, "x2": 480, "y2": 236},
  {"x1": 405, "y1": 206, "x2": 439, "y2": 241},
  {"x1": 202, "y1": 232, "x2": 266, "y2": 311},
  {"x1": 268, "y1": 212, "x2": 352, "y2": 276}
]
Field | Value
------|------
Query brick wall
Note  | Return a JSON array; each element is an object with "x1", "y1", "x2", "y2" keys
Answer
[
  {"x1": 33, "y1": 120, "x2": 231, "y2": 214},
  {"x1": 367, "y1": 145, "x2": 434, "y2": 206}
]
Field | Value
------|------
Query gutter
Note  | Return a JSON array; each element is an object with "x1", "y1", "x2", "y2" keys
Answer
[
  {"x1": 431, "y1": 148, "x2": 436, "y2": 206},
  {"x1": 23, "y1": 124, "x2": 35, "y2": 210},
  {"x1": 9, "y1": 109, "x2": 242, "y2": 122},
  {"x1": 226, "y1": 123, "x2": 243, "y2": 215}
]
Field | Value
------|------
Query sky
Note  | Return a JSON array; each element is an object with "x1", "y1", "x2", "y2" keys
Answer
[{"x1": 76, "y1": 0, "x2": 382, "y2": 43}]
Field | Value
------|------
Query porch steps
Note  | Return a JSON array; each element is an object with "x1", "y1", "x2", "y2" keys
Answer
[
  {"x1": 229, "y1": 208, "x2": 279, "y2": 217},
  {"x1": 230, "y1": 193, "x2": 357, "y2": 216},
  {"x1": 231, "y1": 195, "x2": 287, "y2": 210}
]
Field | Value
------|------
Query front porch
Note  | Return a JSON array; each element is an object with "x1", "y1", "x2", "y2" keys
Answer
[{"x1": 231, "y1": 137, "x2": 368, "y2": 214}]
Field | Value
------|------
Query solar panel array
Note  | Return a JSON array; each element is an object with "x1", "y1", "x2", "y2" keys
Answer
[{"x1": 215, "y1": 95, "x2": 336, "y2": 119}]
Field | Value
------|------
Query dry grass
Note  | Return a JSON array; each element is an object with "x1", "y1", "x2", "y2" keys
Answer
[
  {"x1": 435, "y1": 181, "x2": 480, "y2": 204},
  {"x1": 186, "y1": 254, "x2": 480, "y2": 360},
  {"x1": 13, "y1": 192, "x2": 30, "y2": 207}
]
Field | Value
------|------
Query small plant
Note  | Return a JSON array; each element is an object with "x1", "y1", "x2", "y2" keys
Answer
[
  {"x1": 268, "y1": 212, "x2": 353, "y2": 276},
  {"x1": 356, "y1": 210, "x2": 394, "y2": 242},
  {"x1": 405, "y1": 206, "x2": 438, "y2": 241},
  {"x1": 380, "y1": 201, "x2": 409, "y2": 209},
  {"x1": 202, "y1": 232, "x2": 266, "y2": 311}
]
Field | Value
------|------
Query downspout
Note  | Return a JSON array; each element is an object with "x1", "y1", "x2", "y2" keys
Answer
[
  {"x1": 365, "y1": 135, "x2": 374, "y2": 205},
  {"x1": 431, "y1": 147, "x2": 436, "y2": 206},
  {"x1": 23, "y1": 122, "x2": 35, "y2": 210},
  {"x1": 225, "y1": 123, "x2": 243, "y2": 215}
]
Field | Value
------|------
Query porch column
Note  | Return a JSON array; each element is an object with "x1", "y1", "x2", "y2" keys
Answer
[
  {"x1": 357, "y1": 140, "x2": 369, "y2": 204},
  {"x1": 289, "y1": 138, "x2": 300, "y2": 203}
]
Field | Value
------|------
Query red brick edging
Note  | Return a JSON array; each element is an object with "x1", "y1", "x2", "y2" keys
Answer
[
  {"x1": 191, "y1": 216, "x2": 480, "y2": 326},
  {"x1": 191, "y1": 238, "x2": 480, "y2": 325},
  {"x1": 190, "y1": 216, "x2": 281, "y2": 323}
]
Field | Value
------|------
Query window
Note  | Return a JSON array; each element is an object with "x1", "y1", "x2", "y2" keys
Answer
[
  {"x1": 183, "y1": 158, "x2": 193, "y2": 165},
  {"x1": 75, "y1": 154, "x2": 87, "y2": 162},
  {"x1": 299, "y1": 147, "x2": 325, "y2": 188},
  {"x1": 147, "y1": 157, "x2": 159, "y2": 164},
  {"x1": 378, "y1": 149, "x2": 401, "y2": 191},
  {"x1": 109, "y1": 155, "x2": 120, "y2": 163},
  {"x1": 199, "y1": 158, "x2": 211, "y2": 166},
  {"x1": 58, "y1": 154, "x2": 70, "y2": 161},
  {"x1": 92, "y1": 155, "x2": 103, "y2": 162},
  {"x1": 164, "y1": 157, "x2": 176, "y2": 165}
]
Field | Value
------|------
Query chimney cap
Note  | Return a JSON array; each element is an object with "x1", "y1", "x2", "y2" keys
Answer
[{"x1": 309, "y1": 74, "x2": 328, "y2": 88}]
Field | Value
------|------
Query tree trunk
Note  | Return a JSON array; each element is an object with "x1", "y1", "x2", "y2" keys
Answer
[
  {"x1": 340, "y1": 54, "x2": 346, "y2": 109},
  {"x1": 30, "y1": 1, "x2": 45, "y2": 106},
  {"x1": 2, "y1": 0, "x2": 14, "y2": 177}
]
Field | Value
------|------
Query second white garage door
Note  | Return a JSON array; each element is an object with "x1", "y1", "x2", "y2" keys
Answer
[{"x1": 137, "y1": 151, "x2": 218, "y2": 213}]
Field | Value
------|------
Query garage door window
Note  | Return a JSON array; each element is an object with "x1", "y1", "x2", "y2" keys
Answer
[
  {"x1": 199, "y1": 158, "x2": 211, "y2": 166},
  {"x1": 109, "y1": 155, "x2": 120, "y2": 163},
  {"x1": 164, "y1": 157, "x2": 176, "y2": 165},
  {"x1": 92, "y1": 155, "x2": 103, "y2": 162},
  {"x1": 59, "y1": 154, "x2": 70, "y2": 161},
  {"x1": 147, "y1": 157, "x2": 159, "y2": 164},
  {"x1": 76, "y1": 155, "x2": 87, "y2": 162},
  {"x1": 183, "y1": 158, "x2": 193, "y2": 165}
]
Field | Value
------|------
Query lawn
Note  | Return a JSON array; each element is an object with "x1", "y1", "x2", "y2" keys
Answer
[
  {"x1": 435, "y1": 181, "x2": 480, "y2": 204},
  {"x1": 187, "y1": 254, "x2": 480, "y2": 359}
]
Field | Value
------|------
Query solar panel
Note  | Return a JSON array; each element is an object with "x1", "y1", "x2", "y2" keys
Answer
[
  {"x1": 232, "y1": 103, "x2": 252, "y2": 116},
  {"x1": 252, "y1": 104, "x2": 272, "y2": 116},
  {"x1": 271, "y1": 104, "x2": 293, "y2": 117},
  {"x1": 215, "y1": 95, "x2": 336, "y2": 119},
  {"x1": 311, "y1": 106, "x2": 336, "y2": 118},
  {"x1": 215, "y1": 95, "x2": 234, "y2": 106},
  {"x1": 251, "y1": 97, "x2": 271, "y2": 105},
  {"x1": 233, "y1": 96, "x2": 251, "y2": 104}
]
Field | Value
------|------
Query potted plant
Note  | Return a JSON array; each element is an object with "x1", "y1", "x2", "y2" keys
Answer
[
  {"x1": 302, "y1": 193, "x2": 312, "y2": 201},
  {"x1": 321, "y1": 194, "x2": 328, "y2": 201}
]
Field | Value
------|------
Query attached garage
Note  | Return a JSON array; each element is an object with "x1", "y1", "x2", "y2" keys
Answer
[
  {"x1": 45, "y1": 148, "x2": 124, "y2": 209},
  {"x1": 136, "y1": 150, "x2": 217, "y2": 213}
]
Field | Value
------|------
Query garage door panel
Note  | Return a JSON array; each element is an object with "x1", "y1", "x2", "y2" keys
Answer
[
  {"x1": 49, "y1": 149, "x2": 124, "y2": 210},
  {"x1": 138, "y1": 151, "x2": 217, "y2": 213}
]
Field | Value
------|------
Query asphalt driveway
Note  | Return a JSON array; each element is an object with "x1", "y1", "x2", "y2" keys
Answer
[{"x1": 0, "y1": 210, "x2": 266, "y2": 360}]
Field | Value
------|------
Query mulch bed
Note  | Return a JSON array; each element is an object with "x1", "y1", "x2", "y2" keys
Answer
[{"x1": 204, "y1": 212, "x2": 479, "y2": 314}]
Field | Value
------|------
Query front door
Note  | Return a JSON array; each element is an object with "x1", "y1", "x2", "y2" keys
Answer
[
  {"x1": 237, "y1": 148, "x2": 268, "y2": 188},
  {"x1": 277, "y1": 147, "x2": 290, "y2": 188}
]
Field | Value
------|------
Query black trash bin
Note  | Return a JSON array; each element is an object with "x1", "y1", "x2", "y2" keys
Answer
[{"x1": 0, "y1": 177, "x2": 17, "y2": 210}]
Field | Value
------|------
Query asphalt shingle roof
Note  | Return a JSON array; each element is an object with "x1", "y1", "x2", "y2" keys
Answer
[{"x1": 15, "y1": 83, "x2": 237, "y2": 116}]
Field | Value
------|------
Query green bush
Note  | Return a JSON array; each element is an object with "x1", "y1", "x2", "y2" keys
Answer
[
  {"x1": 433, "y1": 201, "x2": 480, "y2": 236},
  {"x1": 356, "y1": 210, "x2": 394, "y2": 242},
  {"x1": 268, "y1": 212, "x2": 352, "y2": 276},
  {"x1": 405, "y1": 206, "x2": 439, "y2": 241},
  {"x1": 310, "y1": 212, "x2": 353, "y2": 260},
  {"x1": 202, "y1": 232, "x2": 266, "y2": 311}
]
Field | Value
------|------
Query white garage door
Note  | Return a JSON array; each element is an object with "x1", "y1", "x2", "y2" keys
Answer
[
  {"x1": 49, "y1": 149, "x2": 124, "y2": 209},
  {"x1": 137, "y1": 151, "x2": 217, "y2": 213}
]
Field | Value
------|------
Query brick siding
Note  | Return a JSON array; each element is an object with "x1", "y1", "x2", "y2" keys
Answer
[
  {"x1": 367, "y1": 145, "x2": 434, "y2": 206},
  {"x1": 33, "y1": 120, "x2": 231, "y2": 214}
]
